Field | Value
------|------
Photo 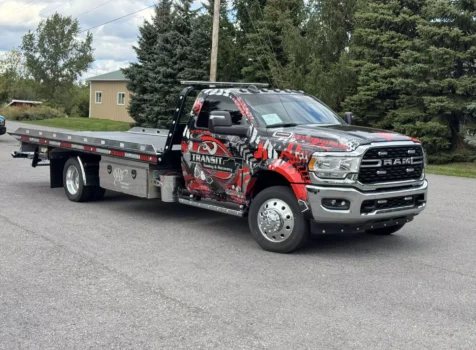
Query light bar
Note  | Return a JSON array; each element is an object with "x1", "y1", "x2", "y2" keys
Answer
[{"x1": 180, "y1": 81, "x2": 269, "y2": 88}]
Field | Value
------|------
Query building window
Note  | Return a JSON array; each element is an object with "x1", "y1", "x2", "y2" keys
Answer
[
  {"x1": 117, "y1": 92, "x2": 125, "y2": 105},
  {"x1": 95, "y1": 91, "x2": 102, "y2": 104}
]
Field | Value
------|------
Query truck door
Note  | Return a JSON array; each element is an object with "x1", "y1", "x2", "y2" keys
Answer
[{"x1": 184, "y1": 94, "x2": 246, "y2": 203}]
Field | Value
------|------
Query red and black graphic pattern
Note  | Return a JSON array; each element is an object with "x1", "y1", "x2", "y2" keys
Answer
[{"x1": 180, "y1": 89, "x2": 415, "y2": 211}]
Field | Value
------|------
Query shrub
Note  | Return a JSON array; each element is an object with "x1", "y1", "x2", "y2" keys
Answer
[
  {"x1": 428, "y1": 152, "x2": 474, "y2": 164},
  {"x1": 0, "y1": 105, "x2": 65, "y2": 121}
]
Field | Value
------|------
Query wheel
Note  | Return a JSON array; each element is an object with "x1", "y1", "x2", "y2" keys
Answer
[
  {"x1": 365, "y1": 224, "x2": 405, "y2": 235},
  {"x1": 63, "y1": 158, "x2": 92, "y2": 202},
  {"x1": 248, "y1": 186, "x2": 310, "y2": 253}
]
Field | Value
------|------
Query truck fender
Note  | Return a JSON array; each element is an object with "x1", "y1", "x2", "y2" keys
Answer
[
  {"x1": 76, "y1": 156, "x2": 87, "y2": 186},
  {"x1": 246, "y1": 165, "x2": 309, "y2": 203}
]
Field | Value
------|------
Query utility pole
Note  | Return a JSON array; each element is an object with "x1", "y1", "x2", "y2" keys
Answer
[{"x1": 210, "y1": 0, "x2": 220, "y2": 82}]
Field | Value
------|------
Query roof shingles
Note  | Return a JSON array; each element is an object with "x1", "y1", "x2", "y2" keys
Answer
[{"x1": 86, "y1": 70, "x2": 127, "y2": 82}]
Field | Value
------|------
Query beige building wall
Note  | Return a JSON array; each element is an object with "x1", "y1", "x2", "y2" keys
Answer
[{"x1": 89, "y1": 81, "x2": 134, "y2": 122}]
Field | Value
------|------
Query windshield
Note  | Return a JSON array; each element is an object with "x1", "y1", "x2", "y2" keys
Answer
[{"x1": 241, "y1": 94, "x2": 343, "y2": 128}]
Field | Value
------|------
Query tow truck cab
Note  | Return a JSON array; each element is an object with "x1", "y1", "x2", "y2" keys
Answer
[{"x1": 10, "y1": 82, "x2": 428, "y2": 253}]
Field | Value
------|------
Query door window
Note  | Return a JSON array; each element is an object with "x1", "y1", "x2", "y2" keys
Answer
[{"x1": 196, "y1": 95, "x2": 243, "y2": 129}]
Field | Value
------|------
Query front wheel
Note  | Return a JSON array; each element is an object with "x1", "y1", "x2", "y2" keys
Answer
[{"x1": 249, "y1": 186, "x2": 310, "y2": 253}]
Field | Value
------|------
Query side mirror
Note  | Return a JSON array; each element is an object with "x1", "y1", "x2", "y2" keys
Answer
[
  {"x1": 344, "y1": 112, "x2": 355, "y2": 125},
  {"x1": 209, "y1": 111, "x2": 248, "y2": 136}
]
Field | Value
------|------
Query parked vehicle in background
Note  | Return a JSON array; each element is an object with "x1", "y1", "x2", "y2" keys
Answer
[
  {"x1": 9, "y1": 82, "x2": 428, "y2": 253},
  {"x1": 0, "y1": 115, "x2": 6, "y2": 135}
]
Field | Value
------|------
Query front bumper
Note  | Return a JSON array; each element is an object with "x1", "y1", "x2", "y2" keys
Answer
[
  {"x1": 0, "y1": 126, "x2": 6, "y2": 135},
  {"x1": 306, "y1": 180, "x2": 428, "y2": 224}
]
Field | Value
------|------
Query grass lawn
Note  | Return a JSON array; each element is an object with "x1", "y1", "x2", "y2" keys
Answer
[
  {"x1": 22, "y1": 118, "x2": 131, "y2": 132},
  {"x1": 426, "y1": 163, "x2": 476, "y2": 178}
]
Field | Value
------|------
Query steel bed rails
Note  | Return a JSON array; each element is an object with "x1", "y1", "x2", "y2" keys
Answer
[{"x1": 9, "y1": 127, "x2": 174, "y2": 164}]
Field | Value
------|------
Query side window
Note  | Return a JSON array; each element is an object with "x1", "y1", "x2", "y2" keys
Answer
[{"x1": 196, "y1": 95, "x2": 243, "y2": 129}]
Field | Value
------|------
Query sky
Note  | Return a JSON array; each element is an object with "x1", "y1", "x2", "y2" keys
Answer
[{"x1": 0, "y1": 0, "x2": 168, "y2": 80}]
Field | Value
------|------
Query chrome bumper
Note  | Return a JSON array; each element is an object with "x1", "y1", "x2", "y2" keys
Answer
[{"x1": 306, "y1": 180, "x2": 428, "y2": 224}]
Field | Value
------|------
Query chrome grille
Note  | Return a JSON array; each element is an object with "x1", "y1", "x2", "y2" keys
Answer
[{"x1": 358, "y1": 146, "x2": 424, "y2": 184}]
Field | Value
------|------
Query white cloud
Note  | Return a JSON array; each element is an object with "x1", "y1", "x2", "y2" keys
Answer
[{"x1": 0, "y1": 0, "x2": 158, "y2": 78}]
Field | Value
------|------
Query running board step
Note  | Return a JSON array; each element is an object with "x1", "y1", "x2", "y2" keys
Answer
[{"x1": 178, "y1": 198, "x2": 245, "y2": 217}]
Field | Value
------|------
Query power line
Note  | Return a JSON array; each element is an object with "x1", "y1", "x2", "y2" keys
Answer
[
  {"x1": 4, "y1": 0, "x2": 41, "y2": 16},
  {"x1": 42, "y1": 0, "x2": 70, "y2": 17},
  {"x1": 75, "y1": 0, "x2": 115, "y2": 19},
  {"x1": 14, "y1": 0, "x2": 44, "y2": 14},
  {"x1": 80, "y1": 3, "x2": 156, "y2": 33}
]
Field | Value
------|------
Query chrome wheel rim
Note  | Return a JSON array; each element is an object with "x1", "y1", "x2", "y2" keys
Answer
[
  {"x1": 66, "y1": 165, "x2": 80, "y2": 195},
  {"x1": 257, "y1": 198, "x2": 295, "y2": 243}
]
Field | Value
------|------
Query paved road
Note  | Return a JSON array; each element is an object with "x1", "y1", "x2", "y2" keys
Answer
[{"x1": 1, "y1": 122, "x2": 476, "y2": 349}]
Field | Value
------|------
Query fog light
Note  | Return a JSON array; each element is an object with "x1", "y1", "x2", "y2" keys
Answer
[{"x1": 322, "y1": 198, "x2": 350, "y2": 210}]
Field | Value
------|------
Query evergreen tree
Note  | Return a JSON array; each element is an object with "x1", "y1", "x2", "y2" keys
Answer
[
  {"x1": 123, "y1": 1, "x2": 174, "y2": 127},
  {"x1": 125, "y1": 0, "x2": 212, "y2": 128},
  {"x1": 178, "y1": 0, "x2": 209, "y2": 81},
  {"x1": 123, "y1": 18, "x2": 158, "y2": 126},
  {"x1": 241, "y1": 0, "x2": 306, "y2": 86},
  {"x1": 342, "y1": 0, "x2": 426, "y2": 128},
  {"x1": 217, "y1": 1, "x2": 243, "y2": 81},
  {"x1": 391, "y1": 0, "x2": 476, "y2": 153},
  {"x1": 280, "y1": 0, "x2": 356, "y2": 109}
]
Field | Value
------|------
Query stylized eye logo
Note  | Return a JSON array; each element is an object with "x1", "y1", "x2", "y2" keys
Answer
[
  {"x1": 199, "y1": 141, "x2": 218, "y2": 155},
  {"x1": 113, "y1": 168, "x2": 128, "y2": 184}
]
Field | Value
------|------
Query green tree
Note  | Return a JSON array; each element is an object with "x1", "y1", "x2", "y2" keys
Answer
[
  {"x1": 0, "y1": 49, "x2": 41, "y2": 104},
  {"x1": 201, "y1": 1, "x2": 243, "y2": 82},
  {"x1": 123, "y1": 3, "x2": 169, "y2": 127},
  {"x1": 70, "y1": 83, "x2": 90, "y2": 118},
  {"x1": 241, "y1": 0, "x2": 306, "y2": 86},
  {"x1": 278, "y1": 0, "x2": 356, "y2": 110},
  {"x1": 125, "y1": 0, "x2": 211, "y2": 128},
  {"x1": 21, "y1": 13, "x2": 93, "y2": 112},
  {"x1": 391, "y1": 0, "x2": 476, "y2": 152},
  {"x1": 343, "y1": 0, "x2": 426, "y2": 127}
]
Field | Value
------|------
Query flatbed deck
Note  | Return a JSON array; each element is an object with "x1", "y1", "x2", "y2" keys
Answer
[
  {"x1": 8, "y1": 126, "x2": 180, "y2": 165},
  {"x1": 10, "y1": 127, "x2": 170, "y2": 154}
]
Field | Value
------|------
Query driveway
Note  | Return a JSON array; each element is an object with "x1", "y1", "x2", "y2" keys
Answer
[{"x1": 1, "y1": 122, "x2": 475, "y2": 349}]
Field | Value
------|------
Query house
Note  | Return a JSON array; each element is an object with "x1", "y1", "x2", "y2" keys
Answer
[
  {"x1": 6, "y1": 100, "x2": 42, "y2": 107},
  {"x1": 86, "y1": 70, "x2": 133, "y2": 122}
]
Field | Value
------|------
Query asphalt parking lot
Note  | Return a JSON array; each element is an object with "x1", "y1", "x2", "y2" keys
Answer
[{"x1": 1, "y1": 122, "x2": 476, "y2": 349}]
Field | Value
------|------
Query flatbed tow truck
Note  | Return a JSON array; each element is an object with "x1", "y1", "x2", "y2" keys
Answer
[{"x1": 9, "y1": 81, "x2": 428, "y2": 253}]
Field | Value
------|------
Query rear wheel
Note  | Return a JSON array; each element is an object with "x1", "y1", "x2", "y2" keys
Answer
[
  {"x1": 249, "y1": 186, "x2": 309, "y2": 253},
  {"x1": 63, "y1": 158, "x2": 92, "y2": 202},
  {"x1": 365, "y1": 224, "x2": 405, "y2": 236}
]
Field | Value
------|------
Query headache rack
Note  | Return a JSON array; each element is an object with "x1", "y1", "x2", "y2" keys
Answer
[{"x1": 180, "y1": 81, "x2": 269, "y2": 88}]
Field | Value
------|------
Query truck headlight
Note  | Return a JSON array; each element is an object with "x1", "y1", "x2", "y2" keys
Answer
[
  {"x1": 309, "y1": 154, "x2": 361, "y2": 179},
  {"x1": 0, "y1": 119, "x2": 4, "y2": 126}
]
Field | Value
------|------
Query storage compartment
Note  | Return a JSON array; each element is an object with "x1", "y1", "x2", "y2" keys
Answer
[{"x1": 99, "y1": 156, "x2": 160, "y2": 199}]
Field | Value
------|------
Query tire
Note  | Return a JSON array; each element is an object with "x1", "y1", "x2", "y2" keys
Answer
[
  {"x1": 365, "y1": 224, "x2": 405, "y2": 236},
  {"x1": 63, "y1": 158, "x2": 92, "y2": 202},
  {"x1": 248, "y1": 186, "x2": 310, "y2": 253}
]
